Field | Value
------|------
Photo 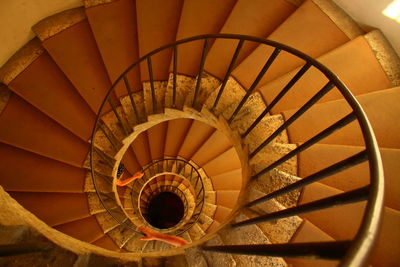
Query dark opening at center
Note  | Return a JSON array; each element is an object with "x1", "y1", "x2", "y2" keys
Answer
[{"x1": 146, "y1": 192, "x2": 184, "y2": 229}]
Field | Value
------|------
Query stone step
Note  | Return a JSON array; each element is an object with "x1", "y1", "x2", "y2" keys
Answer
[
  {"x1": 203, "y1": 235, "x2": 237, "y2": 266},
  {"x1": 232, "y1": 0, "x2": 363, "y2": 89},
  {"x1": 32, "y1": 7, "x2": 112, "y2": 114},
  {"x1": 218, "y1": 213, "x2": 287, "y2": 266},
  {"x1": 250, "y1": 143, "x2": 298, "y2": 176},
  {"x1": 85, "y1": 0, "x2": 141, "y2": 98},
  {"x1": 0, "y1": 142, "x2": 86, "y2": 194},
  {"x1": 244, "y1": 189, "x2": 302, "y2": 243},
  {"x1": 298, "y1": 144, "x2": 400, "y2": 210},
  {"x1": 259, "y1": 30, "x2": 399, "y2": 114},
  {"x1": 0, "y1": 90, "x2": 89, "y2": 168},
  {"x1": 205, "y1": 0, "x2": 298, "y2": 79},
  {"x1": 8, "y1": 191, "x2": 90, "y2": 227},
  {"x1": 188, "y1": 222, "x2": 205, "y2": 241},
  {"x1": 249, "y1": 168, "x2": 301, "y2": 208},
  {"x1": 0, "y1": 40, "x2": 95, "y2": 142},
  {"x1": 120, "y1": 91, "x2": 148, "y2": 128},
  {"x1": 282, "y1": 86, "x2": 400, "y2": 148}
]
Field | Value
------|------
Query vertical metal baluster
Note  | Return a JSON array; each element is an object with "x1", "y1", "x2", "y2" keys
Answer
[
  {"x1": 252, "y1": 112, "x2": 357, "y2": 178},
  {"x1": 213, "y1": 39, "x2": 245, "y2": 110},
  {"x1": 242, "y1": 62, "x2": 312, "y2": 137},
  {"x1": 193, "y1": 38, "x2": 210, "y2": 108},
  {"x1": 249, "y1": 81, "x2": 335, "y2": 158},
  {"x1": 123, "y1": 75, "x2": 140, "y2": 123},
  {"x1": 107, "y1": 96, "x2": 130, "y2": 135},
  {"x1": 228, "y1": 48, "x2": 281, "y2": 123},
  {"x1": 173, "y1": 45, "x2": 178, "y2": 108},
  {"x1": 147, "y1": 56, "x2": 156, "y2": 114}
]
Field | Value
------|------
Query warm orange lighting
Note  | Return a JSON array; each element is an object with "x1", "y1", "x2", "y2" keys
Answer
[{"x1": 383, "y1": 0, "x2": 400, "y2": 23}]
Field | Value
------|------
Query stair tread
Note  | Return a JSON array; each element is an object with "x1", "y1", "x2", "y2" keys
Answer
[
  {"x1": 232, "y1": 0, "x2": 360, "y2": 89},
  {"x1": 260, "y1": 32, "x2": 395, "y2": 114},
  {"x1": 205, "y1": 0, "x2": 297, "y2": 79},
  {"x1": 218, "y1": 213, "x2": 287, "y2": 266},
  {"x1": 298, "y1": 143, "x2": 400, "y2": 210},
  {"x1": 33, "y1": 8, "x2": 111, "y2": 114},
  {"x1": 282, "y1": 86, "x2": 400, "y2": 148},
  {"x1": 85, "y1": 0, "x2": 141, "y2": 96}
]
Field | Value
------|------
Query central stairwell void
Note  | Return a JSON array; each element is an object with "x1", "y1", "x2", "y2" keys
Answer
[{"x1": 1, "y1": 0, "x2": 399, "y2": 266}]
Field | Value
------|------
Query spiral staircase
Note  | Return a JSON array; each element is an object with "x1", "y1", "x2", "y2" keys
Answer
[{"x1": 0, "y1": 0, "x2": 399, "y2": 266}]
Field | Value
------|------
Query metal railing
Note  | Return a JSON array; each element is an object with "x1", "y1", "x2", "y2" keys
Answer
[
  {"x1": 129, "y1": 158, "x2": 205, "y2": 235},
  {"x1": 90, "y1": 34, "x2": 384, "y2": 264}
]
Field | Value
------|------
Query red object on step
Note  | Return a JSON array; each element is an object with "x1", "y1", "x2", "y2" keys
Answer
[
  {"x1": 139, "y1": 227, "x2": 188, "y2": 247},
  {"x1": 116, "y1": 171, "x2": 144, "y2": 186}
]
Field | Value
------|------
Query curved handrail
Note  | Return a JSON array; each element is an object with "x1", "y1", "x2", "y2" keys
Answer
[{"x1": 90, "y1": 34, "x2": 384, "y2": 262}]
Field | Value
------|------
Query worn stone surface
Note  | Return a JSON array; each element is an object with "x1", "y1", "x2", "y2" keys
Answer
[
  {"x1": 164, "y1": 254, "x2": 188, "y2": 267},
  {"x1": 312, "y1": 0, "x2": 364, "y2": 39},
  {"x1": 244, "y1": 114, "x2": 289, "y2": 150},
  {"x1": 202, "y1": 203, "x2": 217, "y2": 220},
  {"x1": 250, "y1": 143, "x2": 297, "y2": 176},
  {"x1": 0, "y1": 39, "x2": 45, "y2": 85},
  {"x1": 205, "y1": 191, "x2": 216, "y2": 204},
  {"x1": 229, "y1": 91, "x2": 266, "y2": 133},
  {"x1": 185, "y1": 247, "x2": 208, "y2": 267},
  {"x1": 124, "y1": 233, "x2": 146, "y2": 252},
  {"x1": 84, "y1": 0, "x2": 117, "y2": 8},
  {"x1": 249, "y1": 168, "x2": 301, "y2": 208},
  {"x1": 165, "y1": 73, "x2": 196, "y2": 109},
  {"x1": 107, "y1": 225, "x2": 138, "y2": 248},
  {"x1": 83, "y1": 150, "x2": 114, "y2": 176},
  {"x1": 205, "y1": 77, "x2": 245, "y2": 118},
  {"x1": 185, "y1": 72, "x2": 221, "y2": 110},
  {"x1": 243, "y1": 206, "x2": 302, "y2": 244},
  {"x1": 198, "y1": 213, "x2": 213, "y2": 232},
  {"x1": 188, "y1": 223, "x2": 205, "y2": 241},
  {"x1": 87, "y1": 192, "x2": 116, "y2": 214},
  {"x1": 75, "y1": 253, "x2": 139, "y2": 266},
  {"x1": 101, "y1": 106, "x2": 130, "y2": 141},
  {"x1": 219, "y1": 213, "x2": 287, "y2": 267},
  {"x1": 120, "y1": 91, "x2": 147, "y2": 128},
  {"x1": 179, "y1": 232, "x2": 192, "y2": 244},
  {"x1": 32, "y1": 7, "x2": 86, "y2": 41},
  {"x1": 143, "y1": 81, "x2": 167, "y2": 115},
  {"x1": 94, "y1": 212, "x2": 119, "y2": 233},
  {"x1": 365, "y1": 30, "x2": 400, "y2": 86},
  {"x1": 93, "y1": 126, "x2": 117, "y2": 158},
  {"x1": 84, "y1": 172, "x2": 112, "y2": 194},
  {"x1": 203, "y1": 235, "x2": 236, "y2": 266}
]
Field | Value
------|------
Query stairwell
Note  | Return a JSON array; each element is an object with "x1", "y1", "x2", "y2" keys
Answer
[{"x1": 0, "y1": 0, "x2": 399, "y2": 266}]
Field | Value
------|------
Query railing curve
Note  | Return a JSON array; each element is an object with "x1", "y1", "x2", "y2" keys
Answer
[{"x1": 90, "y1": 34, "x2": 383, "y2": 263}]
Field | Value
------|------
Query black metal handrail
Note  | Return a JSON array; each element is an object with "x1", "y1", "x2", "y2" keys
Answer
[{"x1": 90, "y1": 34, "x2": 383, "y2": 263}]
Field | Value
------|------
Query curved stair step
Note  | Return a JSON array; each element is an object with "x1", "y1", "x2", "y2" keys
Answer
[
  {"x1": 259, "y1": 30, "x2": 399, "y2": 114},
  {"x1": 232, "y1": 0, "x2": 363, "y2": 89},
  {"x1": 0, "y1": 92, "x2": 89, "y2": 168},
  {"x1": 164, "y1": 119, "x2": 193, "y2": 157},
  {"x1": 203, "y1": 235, "x2": 236, "y2": 267},
  {"x1": 0, "y1": 41, "x2": 96, "y2": 141},
  {"x1": 245, "y1": 189, "x2": 302, "y2": 243},
  {"x1": 286, "y1": 220, "x2": 338, "y2": 267},
  {"x1": 0, "y1": 142, "x2": 86, "y2": 193},
  {"x1": 53, "y1": 216, "x2": 104, "y2": 244},
  {"x1": 32, "y1": 7, "x2": 112, "y2": 114},
  {"x1": 298, "y1": 144, "x2": 400, "y2": 210},
  {"x1": 282, "y1": 86, "x2": 400, "y2": 148},
  {"x1": 136, "y1": 0, "x2": 183, "y2": 81},
  {"x1": 205, "y1": 0, "x2": 298, "y2": 79},
  {"x1": 91, "y1": 234, "x2": 121, "y2": 252},
  {"x1": 218, "y1": 213, "x2": 287, "y2": 266},
  {"x1": 85, "y1": 0, "x2": 141, "y2": 98}
]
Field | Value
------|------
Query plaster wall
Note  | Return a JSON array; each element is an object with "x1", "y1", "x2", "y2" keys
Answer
[
  {"x1": 333, "y1": 0, "x2": 400, "y2": 54},
  {"x1": 0, "y1": 0, "x2": 81, "y2": 66}
]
